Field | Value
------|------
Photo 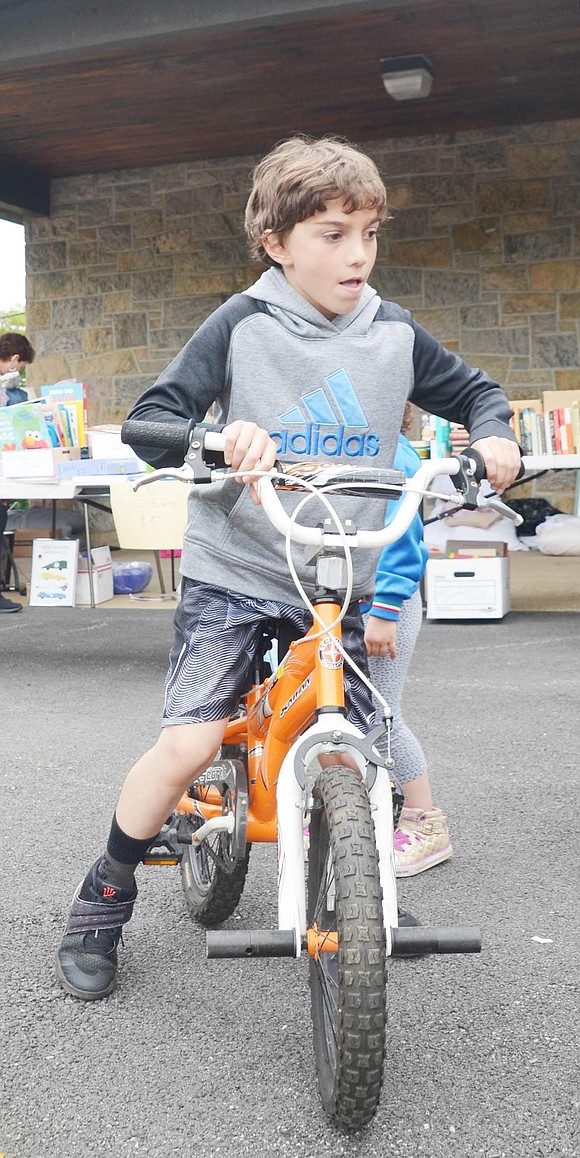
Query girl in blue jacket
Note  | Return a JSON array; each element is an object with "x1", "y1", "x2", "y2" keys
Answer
[{"x1": 361, "y1": 409, "x2": 452, "y2": 877}]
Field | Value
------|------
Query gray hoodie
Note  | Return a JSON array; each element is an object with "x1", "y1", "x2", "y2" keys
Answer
[{"x1": 126, "y1": 268, "x2": 516, "y2": 605}]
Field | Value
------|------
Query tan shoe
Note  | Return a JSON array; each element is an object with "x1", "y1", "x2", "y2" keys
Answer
[{"x1": 394, "y1": 806, "x2": 452, "y2": 878}]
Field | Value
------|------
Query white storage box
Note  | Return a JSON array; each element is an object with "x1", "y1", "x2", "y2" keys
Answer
[
  {"x1": 88, "y1": 425, "x2": 147, "y2": 470},
  {"x1": 425, "y1": 556, "x2": 510, "y2": 620},
  {"x1": 76, "y1": 545, "x2": 114, "y2": 605},
  {"x1": 1, "y1": 446, "x2": 82, "y2": 478}
]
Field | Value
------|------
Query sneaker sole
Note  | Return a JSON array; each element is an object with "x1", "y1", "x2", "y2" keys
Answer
[
  {"x1": 395, "y1": 845, "x2": 453, "y2": 879},
  {"x1": 55, "y1": 952, "x2": 117, "y2": 1001}
]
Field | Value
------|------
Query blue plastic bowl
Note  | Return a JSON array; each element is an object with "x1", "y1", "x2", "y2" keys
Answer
[{"x1": 112, "y1": 560, "x2": 154, "y2": 594}]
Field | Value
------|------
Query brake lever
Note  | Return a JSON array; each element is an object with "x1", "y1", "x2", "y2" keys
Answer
[
  {"x1": 476, "y1": 492, "x2": 523, "y2": 525},
  {"x1": 133, "y1": 464, "x2": 195, "y2": 490},
  {"x1": 132, "y1": 424, "x2": 228, "y2": 491}
]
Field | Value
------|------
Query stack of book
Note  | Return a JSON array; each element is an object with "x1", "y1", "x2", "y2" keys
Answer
[
  {"x1": 0, "y1": 380, "x2": 88, "y2": 453},
  {"x1": 511, "y1": 390, "x2": 580, "y2": 456},
  {"x1": 421, "y1": 414, "x2": 469, "y2": 458}
]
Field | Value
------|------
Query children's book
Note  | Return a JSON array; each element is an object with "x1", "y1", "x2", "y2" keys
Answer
[
  {"x1": 40, "y1": 381, "x2": 89, "y2": 446},
  {"x1": 571, "y1": 403, "x2": 580, "y2": 454},
  {"x1": 29, "y1": 538, "x2": 79, "y2": 607},
  {"x1": 38, "y1": 400, "x2": 68, "y2": 448},
  {"x1": 0, "y1": 399, "x2": 53, "y2": 452}
]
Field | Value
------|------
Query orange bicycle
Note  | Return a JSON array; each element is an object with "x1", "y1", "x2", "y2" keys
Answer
[{"x1": 121, "y1": 419, "x2": 515, "y2": 1130}]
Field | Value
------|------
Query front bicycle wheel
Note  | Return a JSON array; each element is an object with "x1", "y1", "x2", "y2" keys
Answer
[{"x1": 307, "y1": 764, "x2": 386, "y2": 1131}]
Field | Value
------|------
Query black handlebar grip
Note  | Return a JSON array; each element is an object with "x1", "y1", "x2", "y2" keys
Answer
[
  {"x1": 465, "y1": 446, "x2": 526, "y2": 484},
  {"x1": 121, "y1": 418, "x2": 192, "y2": 458}
]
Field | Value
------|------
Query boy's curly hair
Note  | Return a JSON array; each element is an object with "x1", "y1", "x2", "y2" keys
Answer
[
  {"x1": 401, "y1": 401, "x2": 414, "y2": 434},
  {"x1": 245, "y1": 135, "x2": 390, "y2": 266}
]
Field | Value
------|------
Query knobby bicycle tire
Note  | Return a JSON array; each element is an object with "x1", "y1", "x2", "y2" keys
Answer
[
  {"x1": 180, "y1": 813, "x2": 251, "y2": 927},
  {"x1": 308, "y1": 764, "x2": 387, "y2": 1131}
]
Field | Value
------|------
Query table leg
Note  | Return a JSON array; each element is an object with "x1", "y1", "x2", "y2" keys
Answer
[
  {"x1": 154, "y1": 550, "x2": 166, "y2": 594},
  {"x1": 83, "y1": 502, "x2": 96, "y2": 608}
]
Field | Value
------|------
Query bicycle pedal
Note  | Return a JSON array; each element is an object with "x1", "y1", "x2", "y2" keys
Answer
[
  {"x1": 143, "y1": 819, "x2": 185, "y2": 866},
  {"x1": 143, "y1": 851, "x2": 182, "y2": 865}
]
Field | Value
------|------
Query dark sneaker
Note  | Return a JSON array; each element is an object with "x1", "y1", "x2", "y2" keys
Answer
[
  {"x1": 56, "y1": 860, "x2": 137, "y2": 1001},
  {"x1": 56, "y1": 927, "x2": 123, "y2": 1000},
  {"x1": 0, "y1": 594, "x2": 22, "y2": 613}
]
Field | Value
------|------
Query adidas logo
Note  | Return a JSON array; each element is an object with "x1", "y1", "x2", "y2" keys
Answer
[{"x1": 270, "y1": 369, "x2": 380, "y2": 459}]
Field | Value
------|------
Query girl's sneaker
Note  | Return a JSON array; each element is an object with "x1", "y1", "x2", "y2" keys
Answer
[{"x1": 394, "y1": 806, "x2": 452, "y2": 878}]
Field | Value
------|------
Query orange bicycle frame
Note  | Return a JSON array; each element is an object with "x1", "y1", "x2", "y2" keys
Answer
[{"x1": 175, "y1": 599, "x2": 345, "y2": 843}]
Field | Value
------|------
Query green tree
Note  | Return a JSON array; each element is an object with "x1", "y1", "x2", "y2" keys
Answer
[{"x1": 0, "y1": 304, "x2": 26, "y2": 332}]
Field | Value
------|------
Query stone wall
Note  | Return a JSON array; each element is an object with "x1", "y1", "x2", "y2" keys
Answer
[{"x1": 25, "y1": 116, "x2": 580, "y2": 507}]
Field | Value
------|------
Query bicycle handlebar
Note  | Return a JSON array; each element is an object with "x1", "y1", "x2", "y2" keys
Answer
[
  {"x1": 121, "y1": 419, "x2": 524, "y2": 545},
  {"x1": 258, "y1": 457, "x2": 465, "y2": 547}
]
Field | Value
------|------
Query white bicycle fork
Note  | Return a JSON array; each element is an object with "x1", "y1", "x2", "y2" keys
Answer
[{"x1": 276, "y1": 712, "x2": 398, "y2": 957}]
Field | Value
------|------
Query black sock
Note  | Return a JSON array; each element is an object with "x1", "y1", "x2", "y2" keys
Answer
[{"x1": 98, "y1": 814, "x2": 158, "y2": 890}]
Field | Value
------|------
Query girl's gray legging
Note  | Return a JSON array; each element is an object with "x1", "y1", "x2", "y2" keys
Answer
[{"x1": 363, "y1": 588, "x2": 427, "y2": 784}]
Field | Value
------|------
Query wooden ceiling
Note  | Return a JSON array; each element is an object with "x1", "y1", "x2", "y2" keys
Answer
[{"x1": 0, "y1": 0, "x2": 578, "y2": 216}]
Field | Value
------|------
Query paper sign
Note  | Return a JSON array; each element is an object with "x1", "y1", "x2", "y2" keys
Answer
[
  {"x1": 29, "y1": 538, "x2": 79, "y2": 607},
  {"x1": 109, "y1": 480, "x2": 188, "y2": 550}
]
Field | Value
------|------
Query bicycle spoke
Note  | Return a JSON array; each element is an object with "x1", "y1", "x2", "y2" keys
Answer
[
  {"x1": 198, "y1": 841, "x2": 210, "y2": 882},
  {"x1": 315, "y1": 959, "x2": 339, "y2": 1055},
  {"x1": 313, "y1": 851, "x2": 336, "y2": 927}
]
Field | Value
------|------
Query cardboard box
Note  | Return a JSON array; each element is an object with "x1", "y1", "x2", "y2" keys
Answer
[
  {"x1": 1, "y1": 446, "x2": 82, "y2": 478},
  {"x1": 75, "y1": 545, "x2": 114, "y2": 605},
  {"x1": 425, "y1": 556, "x2": 510, "y2": 619},
  {"x1": 10, "y1": 527, "x2": 66, "y2": 557}
]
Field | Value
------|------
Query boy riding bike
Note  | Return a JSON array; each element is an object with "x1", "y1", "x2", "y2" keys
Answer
[{"x1": 56, "y1": 134, "x2": 521, "y2": 1001}]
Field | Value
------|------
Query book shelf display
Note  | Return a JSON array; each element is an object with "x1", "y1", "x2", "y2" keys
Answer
[
  {"x1": 511, "y1": 390, "x2": 580, "y2": 457},
  {"x1": 421, "y1": 398, "x2": 580, "y2": 518}
]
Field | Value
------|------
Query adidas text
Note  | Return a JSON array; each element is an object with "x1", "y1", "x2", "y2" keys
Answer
[{"x1": 270, "y1": 423, "x2": 380, "y2": 458}]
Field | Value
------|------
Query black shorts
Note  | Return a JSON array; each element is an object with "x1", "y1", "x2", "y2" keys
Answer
[{"x1": 163, "y1": 578, "x2": 375, "y2": 731}]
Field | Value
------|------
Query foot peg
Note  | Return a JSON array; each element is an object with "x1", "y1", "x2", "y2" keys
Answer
[
  {"x1": 207, "y1": 925, "x2": 481, "y2": 960},
  {"x1": 207, "y1": 929, "x2": 297, "y2": 958},
  {"x1": 390, "y1": 926, "x2": 481, "y2": 956}
]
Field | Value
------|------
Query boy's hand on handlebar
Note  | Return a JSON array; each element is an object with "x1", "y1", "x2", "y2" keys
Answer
[
  {"x1": 470, "y1": 436, "x2": 521, "y2": 493},
  {"x1": 223, "y1": 420, "x2": 278, "y2": 504},
  {"x1": 364, "y1": 615, "x2": 397, "y2": 660}
]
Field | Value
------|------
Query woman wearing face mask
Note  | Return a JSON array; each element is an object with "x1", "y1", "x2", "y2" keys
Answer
[{"x1": 0, "y1": 331, "x2": 36, "y2": 614}]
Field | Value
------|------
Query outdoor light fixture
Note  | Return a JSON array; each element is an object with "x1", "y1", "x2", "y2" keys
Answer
[{"x1": 380, "y1": 54, "x2": 434, "y2": 101}]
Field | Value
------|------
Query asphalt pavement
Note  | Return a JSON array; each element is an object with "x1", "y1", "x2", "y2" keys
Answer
[{"x1": 1, "y1": 607, "x2": 578, "y2": 1158}]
